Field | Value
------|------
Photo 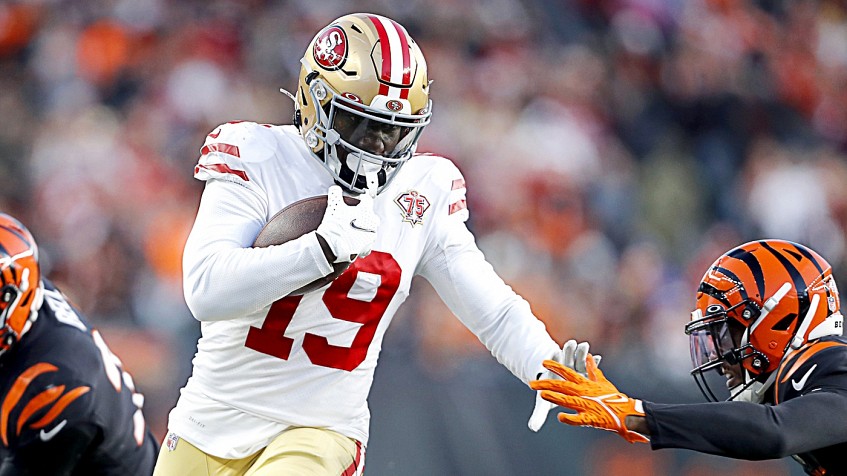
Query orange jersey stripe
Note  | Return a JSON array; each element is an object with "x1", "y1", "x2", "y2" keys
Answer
[
  {"x1": 1, "y1": 363, "x2": 57, "y2": 446},
  {"x1": 29, "y1": 386, "x2": 90, "y2": 430},
  {"x1": 775, "y1": 341, "x2": 846, "y2": 403},
  {"x1": 16, "y1": 386, "x2": 63, "y2": 436}
]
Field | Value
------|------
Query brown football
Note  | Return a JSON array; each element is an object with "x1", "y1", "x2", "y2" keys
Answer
[{"x1": 253, "y1": 195, "x2": 360, "y2": 295}]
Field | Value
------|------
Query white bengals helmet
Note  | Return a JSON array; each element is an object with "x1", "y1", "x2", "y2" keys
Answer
[{"x1": 291, "y1": 13, "x2": 432, "y2": 195}]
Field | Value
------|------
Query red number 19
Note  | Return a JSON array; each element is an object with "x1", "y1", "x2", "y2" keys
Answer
[{"x1": 244, "y1": 251, "x2": 401, "y2": 371}]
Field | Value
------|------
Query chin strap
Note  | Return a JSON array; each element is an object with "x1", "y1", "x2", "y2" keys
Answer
[
  {"x1": 730, "y1": 370, "x2": 777, "y2": 403},
  {"x1": 365, "y1": 173, "x2": 378, "y2": 198},
  {"x1": 278, "y1": 88, "x2": 302, "y2": 129},
  {"x1": 279, "y1": 88, "x2": 297, "y2": 103}
]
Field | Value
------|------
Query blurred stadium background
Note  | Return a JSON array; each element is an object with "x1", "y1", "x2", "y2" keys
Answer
[{"x1": 1, "y1": 0, "x2": 843, "y2": 474}]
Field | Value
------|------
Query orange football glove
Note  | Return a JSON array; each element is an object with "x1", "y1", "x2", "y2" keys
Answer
[{"x1": 529, "y1": 355, "x2": 649, "y2": 444}]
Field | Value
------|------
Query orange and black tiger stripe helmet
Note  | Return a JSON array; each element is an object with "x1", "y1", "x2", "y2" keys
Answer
[
  {"x1": 0, "y1": 214, "x2": 42, "y2": 356},
  {"x1": 687, "y1": 239, "x2": 842, "y2": 385}
]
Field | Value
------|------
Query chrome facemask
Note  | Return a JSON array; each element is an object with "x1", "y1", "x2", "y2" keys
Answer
[
  {"x1": 685, "y1": 303, "x2": 769, "y2": 402},
  {"x1": 302, "y1": 79, "x2": 431, "y2": 195}
]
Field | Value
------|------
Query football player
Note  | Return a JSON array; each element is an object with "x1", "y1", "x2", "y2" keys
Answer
[
  {"x1": 0, "y1": 213, "x2": 158, "y2": 475},
  {"x1": 531, "y1": 239, "x2": 847, "y2": 475},
  {"x1": 153, "y1": 12, "x2": 592, "y2": 476}
]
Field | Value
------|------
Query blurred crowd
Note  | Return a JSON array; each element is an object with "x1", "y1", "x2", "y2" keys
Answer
[{"x1": 1, "y1": 0, "x2": 844, "y2": 474}]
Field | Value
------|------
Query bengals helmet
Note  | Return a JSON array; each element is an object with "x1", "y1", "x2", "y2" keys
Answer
[
  {"x1": 686, "y1": 239, "x2": 842, "y2": 402},
  {"x1": 291, "y1": 13, "x2": 432, "y2": 195},
  {"x1": 0, "y1": 214, "x2": 43, "y2": 357}
]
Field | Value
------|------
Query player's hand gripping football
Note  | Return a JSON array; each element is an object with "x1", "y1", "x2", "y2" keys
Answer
[
  {"x1": 316, "y1": 185, "x2": 379, "y2": 263},
  {"x1": 528, "y1": 340, "x2": 600, "y2": 431},
  {"x1": 530, "y1": 354, "x2": 649, "y2": 443}
]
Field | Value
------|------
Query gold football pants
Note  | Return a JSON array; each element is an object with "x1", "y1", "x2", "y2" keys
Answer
[{"x1": 152, "y1": 427, "x2": 364, "y2": 476}]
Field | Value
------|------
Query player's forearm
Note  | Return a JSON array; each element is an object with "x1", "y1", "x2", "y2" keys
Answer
[
  {"x1": 421, "y1": 241, "x2": 559, "y2": 383},
  {"x1": 645, "y1": 391, "x2": 847, "y2": 459},
  {"x1": 183, "y1": 231, "x2": 332, "y2": 321},
  {"x1": 476, "y1": 297, "x2": 560, "y2": 383},
  {"x1": 645, "y1": 400, "x2": 785, "y2": 459},
  {"x1": 626, "y1": 415, "x2": 650, "y2": 436},
  {"x1": 183, "y1": 180, "x2": 334, "y2": 321}
]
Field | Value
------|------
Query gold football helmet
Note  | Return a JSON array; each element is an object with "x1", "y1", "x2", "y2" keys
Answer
[{"x1": 290, "y1": 13, "x2": 432, "y2": 195}]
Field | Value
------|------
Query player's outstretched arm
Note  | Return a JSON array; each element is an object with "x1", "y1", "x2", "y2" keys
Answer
[
  {"x1": 530, "y1": 355, "x2": 649, "y2": 443},
  {"x1": 646, "y1": 390, "x2": 847, "y2": 460}
]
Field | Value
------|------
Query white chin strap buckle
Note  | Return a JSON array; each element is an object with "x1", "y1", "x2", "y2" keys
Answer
[{"x1": 365, "y1": 173, "x2": 378, "y2": 198}]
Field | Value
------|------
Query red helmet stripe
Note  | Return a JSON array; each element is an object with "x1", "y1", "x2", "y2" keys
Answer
[
  {"x1": 367, "y1": 15, "x2": 413, "y2": 99},
  {"x1": 388, "y1": 18, "x2": 411, "y2": 99},
  {"x1": 367, "y1": 15, "x2": 392, "y2": 95}
]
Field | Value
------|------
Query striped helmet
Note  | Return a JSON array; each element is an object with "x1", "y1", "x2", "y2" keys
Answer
[
  {"x1": 294, "y1": 13, "x2": 432, "y2": 195},
  {"x1": 0, "y1": 214, "x2": 43, "y2": 357},
  {"x1": 686, "y1": 239, "x2": 842, "y2": 400}
]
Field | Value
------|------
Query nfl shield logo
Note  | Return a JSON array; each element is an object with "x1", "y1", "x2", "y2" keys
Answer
[
  {"x1": 166, "y1": 432, "x2": 180, "y2": 451},
  {"x1": 395, "y1": 190, "x2": 430, "y2": 226}
]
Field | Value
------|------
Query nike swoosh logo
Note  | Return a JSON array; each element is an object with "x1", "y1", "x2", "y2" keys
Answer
[
  {"x1": 350, "y1": 220, "x2": 376, "y2": 233},
  {"x1": 208, "y1": 128, "x2": 221, "y2": 139},
  {"x1": 39, "y1": 419, "x2": 67, "y2": 442},
  {"x1": 791, "y1": 363, "x2": 818, "y2": 391}
]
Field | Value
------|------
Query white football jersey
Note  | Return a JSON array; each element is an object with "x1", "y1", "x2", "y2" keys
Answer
[{"x1": 169, "y1": 121, "x2": 560, "y2": 458}]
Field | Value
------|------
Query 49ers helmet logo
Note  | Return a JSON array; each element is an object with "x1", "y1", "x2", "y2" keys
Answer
[{"x1": 313, "y1": 26, "x2": 347, "y2": 70}]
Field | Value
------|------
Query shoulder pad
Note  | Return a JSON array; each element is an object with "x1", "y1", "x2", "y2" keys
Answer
[
  {"x1": 419, "y1": 155, "x2": 468, "y2": 221},
  {"x1": 195, "y1": 121, "x2": 278, "y2": 184},
  {"x1": 775, "y1": 337, "x2": 847, "y2": 402}
]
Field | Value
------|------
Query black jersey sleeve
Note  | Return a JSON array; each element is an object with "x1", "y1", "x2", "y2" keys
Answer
[
  {"x1": 645, "y1": 389, "x2": 847, "y2": 459},
  {"x1": 0, "y1": 423, "x2": 97, "y2": 476}
]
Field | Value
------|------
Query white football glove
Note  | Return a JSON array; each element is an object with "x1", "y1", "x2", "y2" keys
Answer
[
  {"x1": 528, "y1": 339, "x2": 602, "y2": 432},
  {"x1": 316, "y1": 185, "x2": 379, "y2": 263}
]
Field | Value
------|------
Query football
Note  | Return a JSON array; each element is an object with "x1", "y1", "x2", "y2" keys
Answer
[{"x1": 253, "y1": 194, "x2": 360, "y2": 295}]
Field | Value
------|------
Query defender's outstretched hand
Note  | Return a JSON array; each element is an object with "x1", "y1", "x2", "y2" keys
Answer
[
  {"x1": 530, "y1": 355, "x2": 649, "y2": 444},
  {"x1": 528, "y1": 340, "x2": 601, "y2": 432},
  {"x1": 316, "y1": 186, "x2": 379, "y2": 263}
]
